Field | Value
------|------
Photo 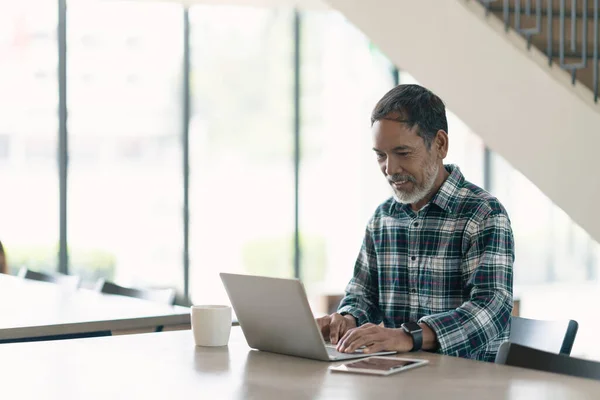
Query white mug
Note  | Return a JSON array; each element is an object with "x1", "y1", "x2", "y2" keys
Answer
[{"x1": 191, "y1": 305, "x2": 232, "y2": 347}]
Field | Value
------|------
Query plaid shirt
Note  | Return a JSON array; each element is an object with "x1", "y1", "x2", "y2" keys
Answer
[{"x1": 338, "y1": 165, "x2": 514, "y2": 362}]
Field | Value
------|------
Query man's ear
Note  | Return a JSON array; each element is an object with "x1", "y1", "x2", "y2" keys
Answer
[{"x1": 434, "y1": 130, "x2": 449, "y2": 159}]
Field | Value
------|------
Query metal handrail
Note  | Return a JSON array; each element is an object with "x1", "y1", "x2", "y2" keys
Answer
[
  {"x1": 515, "y1": 0, "x2": 542, "y2": 48},
  {"x1": 480, "y1": 0, "x2": 599, "y2": 103},
  {"x1": 559, "y1": 0, "x2": 587, "y2": 85}
]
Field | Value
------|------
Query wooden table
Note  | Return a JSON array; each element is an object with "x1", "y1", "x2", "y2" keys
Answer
[
  {"x1": 0, "y1": 274, "x2": 190, "y2": 342},
  {"x1": 1, "y1": 327, "x2": 598, "y2": 399}
]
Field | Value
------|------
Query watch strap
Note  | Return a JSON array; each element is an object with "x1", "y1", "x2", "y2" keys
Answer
[{"x1": 402, "y1": 322, "x2": 423, "y2": 352}]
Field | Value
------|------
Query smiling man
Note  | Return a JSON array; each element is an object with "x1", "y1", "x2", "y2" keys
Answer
[{"x1": 316, "y1": 84, "x2": 514, "y2": 362}]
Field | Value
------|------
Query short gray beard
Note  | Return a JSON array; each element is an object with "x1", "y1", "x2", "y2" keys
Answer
[{"x1": 391, "y1": 161, "x2": 439, "y2": 206}]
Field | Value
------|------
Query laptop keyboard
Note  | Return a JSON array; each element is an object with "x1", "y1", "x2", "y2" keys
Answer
[{"x1": 324, "y1": 343, "x2": 364, "y2": 354}]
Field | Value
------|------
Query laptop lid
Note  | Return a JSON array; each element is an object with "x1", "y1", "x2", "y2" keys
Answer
[{"x1": 220, "y1": 273, "x2": 333, "y2": 361}]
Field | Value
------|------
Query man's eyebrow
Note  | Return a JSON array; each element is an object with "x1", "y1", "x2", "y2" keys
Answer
[
  {"x1": 392, "y1": 146, "x2": 414, "y2": 151},
  {"x1": 372, "y1": 146, "x2": 414, "y2": 152}
]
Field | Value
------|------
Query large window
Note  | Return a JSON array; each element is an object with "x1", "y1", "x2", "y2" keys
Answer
[
  {"x1": 67, "y1": 1, "x2": 184, "y2": 289},
  {"x1": 489, "y1": 152, "x2": 600, "y2": 359},
  {"x1": 188, "y1": 6, "x2": 294, "y2": 305},
  {"x1": 0, "y1": 1, "x2": 59, "y2": 273},
  {"x1": 490, "y1": 153, "x2": 600, "y2": 285},
  {"x1": 299, "y1": 12, "x2": 395, "y2": 302}
]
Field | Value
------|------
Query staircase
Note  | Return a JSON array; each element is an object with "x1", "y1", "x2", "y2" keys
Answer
[
  {"x1": 323, "y1": 0, "x2": 600, "y2": 244},
  {"x1": 483, "y1": 0, "x2": 598, "y2": 102}
]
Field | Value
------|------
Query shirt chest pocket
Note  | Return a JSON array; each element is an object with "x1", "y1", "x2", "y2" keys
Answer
[{"x1": 417, "y1": 256, "x2": 464, "y2": 311}]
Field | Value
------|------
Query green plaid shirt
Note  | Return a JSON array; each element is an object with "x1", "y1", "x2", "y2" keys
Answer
[{"x1": 338, "y1": 165, "x2": 514, "y2": 362}]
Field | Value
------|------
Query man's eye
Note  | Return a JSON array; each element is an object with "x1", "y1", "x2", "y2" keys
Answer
[
  {"x1": 376, "y1": 153, "x2": 386, "y2": 160},
  {"x1": 396, "y1": 152, "x2": 409, "y2": 157}
]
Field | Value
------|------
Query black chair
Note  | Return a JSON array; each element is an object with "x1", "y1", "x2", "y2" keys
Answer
[
  {"x1": 18, "y1": 267, "x2": 81, "y2": 290},
  {"x1": 509, "y1": 316, "x2": 579, "y2": 355},
  {"x1": 94, "y1": 278, "x2": 176, "y2": 306},
  {"x1": 94, "y1": 279, "x2": 176, "y2": 333},
  {"x1": 495, "y1": 342, "x2": 600, "y2": 381}
]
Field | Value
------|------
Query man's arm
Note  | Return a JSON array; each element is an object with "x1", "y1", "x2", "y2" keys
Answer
[
  {"x1": 336, "y1": 227, "x2": 382, "y2": 327},
  {"x1": 419, "y1": 322, "x2": 438, "y2": 350},
  {"x1": 418, "y1": 214, "x2": 514, "y2": 358}
]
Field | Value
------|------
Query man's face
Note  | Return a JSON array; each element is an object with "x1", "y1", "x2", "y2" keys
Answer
[{"x1": 372, "y1": 119, "x2": 441, "y2": 205}]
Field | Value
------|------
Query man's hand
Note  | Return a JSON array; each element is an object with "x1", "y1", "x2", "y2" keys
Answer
[
  {"x1": 337, "y1": 323, "x2": 413, "y2": 354},
  {"x1": 316, "y1": 313, "x2": 357, "y2": 344}
]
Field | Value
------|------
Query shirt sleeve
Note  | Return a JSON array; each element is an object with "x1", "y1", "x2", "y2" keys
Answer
[
  {"x1": 418, "y1": 213, "x2": 514, "y2": 358},
  {"x1": 337, "y1": 227, "x2": 383, "y2": 326}
]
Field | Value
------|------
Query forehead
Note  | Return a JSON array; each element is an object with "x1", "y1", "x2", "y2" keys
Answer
[{"x1": 372, "y1": 119, "x2": 423, "y2": 150}]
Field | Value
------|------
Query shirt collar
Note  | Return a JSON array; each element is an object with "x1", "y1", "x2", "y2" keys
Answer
[
  {"x1": 429, "y1": 164, "x2": 464, "y2": 214},
  {"x1": 392, "y1": 164, "x2": 464, "y2": 216}
]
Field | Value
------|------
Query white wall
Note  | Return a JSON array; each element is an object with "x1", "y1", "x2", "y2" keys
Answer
[{"x1": 324, "y1": 0, "x2": 600, "y2": 244}]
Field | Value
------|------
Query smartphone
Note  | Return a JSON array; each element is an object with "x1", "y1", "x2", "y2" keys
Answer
[{"x1": 328, "y1": 356, "x2": 429, "y2": 376}]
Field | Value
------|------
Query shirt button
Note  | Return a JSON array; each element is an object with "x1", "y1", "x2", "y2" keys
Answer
[
  {"x1": 413, "y1": 222, "x2": 419, "y2": 227},
  {"x1": 411, "y1": 256, "x2": 416, "y2": 261},
  {"x1": 410, "y1": 288, "x2": 417, "y2": 294}
]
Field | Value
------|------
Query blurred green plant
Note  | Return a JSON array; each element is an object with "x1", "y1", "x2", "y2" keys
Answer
[
  {"x1": 5, "y1": 245, "x2": 115, "y2": 282},
  {"x1": 242, "y1": 233, "x2": 327, "y2": 284},
  {"x1": 6, "y1": 245, "x2": 57, "y2": 275},
  {"x1": 70, "y1": 248, "x2": 116, "y2": 282}
]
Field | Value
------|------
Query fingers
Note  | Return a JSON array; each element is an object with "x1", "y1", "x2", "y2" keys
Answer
[
  {"x1": 329, "y1": 313, "x2": 346, "y2": 344},
  {"x1": 338, "y1": 322, "x2": 375, "y2": 344},
  {"x1": 363, "y1": 342, "x2": 385, "y2": 354},
  {"x1": 341, "y1": 333, "x2": 376, "y2": 354},
  {"x1": 337, "y1": 323, "x2": 377, "y2": 353},
  {"x1": 316, "y1": 315, "x2": 331, "y2": 339}
]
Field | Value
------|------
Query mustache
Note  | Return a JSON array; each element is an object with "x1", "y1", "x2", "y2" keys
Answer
[{"x1": 388, "y1": 174, "x2": 416, "y2": 183}]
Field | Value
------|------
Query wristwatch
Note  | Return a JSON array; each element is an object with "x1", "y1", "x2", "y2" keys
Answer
[{"x1": 401, "y1": 321, "x2": 423, "y2": 352}]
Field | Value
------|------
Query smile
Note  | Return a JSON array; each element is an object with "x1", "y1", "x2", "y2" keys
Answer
[{"x1": 392, "y1": 181, "x2": 411, "y2": 188}]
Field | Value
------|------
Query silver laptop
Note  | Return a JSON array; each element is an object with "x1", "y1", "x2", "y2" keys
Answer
[{"x1": 220, "y1": 273, "x2": 396, "y2": 361}]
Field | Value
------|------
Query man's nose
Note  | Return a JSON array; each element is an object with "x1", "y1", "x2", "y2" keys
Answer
[{"x1": 385, "y1": 157, "x2": 403, "y2": 176}]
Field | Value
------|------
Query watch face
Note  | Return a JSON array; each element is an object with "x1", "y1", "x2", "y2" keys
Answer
[{"x1": 403, "y1": 322, "x2": 421, "y2": 332}]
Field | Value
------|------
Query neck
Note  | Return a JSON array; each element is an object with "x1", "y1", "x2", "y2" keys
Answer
[{"x1": 410, "y1": 164, "x2": 450, "y2": 211}]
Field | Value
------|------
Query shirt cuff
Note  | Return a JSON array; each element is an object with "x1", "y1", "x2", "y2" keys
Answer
[
  {"x1": 419, "y1": 313, "x2": 468, "y2": 357},
  {"x1": 337, "y1": 306, "x2": 370, "y2": 327}
]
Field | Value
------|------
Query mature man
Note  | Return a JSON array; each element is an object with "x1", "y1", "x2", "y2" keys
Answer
[{"x1": 317, "y1": 84, "x2": 514, "y2": 362}]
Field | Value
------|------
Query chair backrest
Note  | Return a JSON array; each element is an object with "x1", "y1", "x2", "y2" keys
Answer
[
  {"x1": 495, "y1": 342, "x2": 600, "y2": 381},
  {"x1": 94, "y1": 278, "x2": 175, "y2": 306},
  {"x1": 18, "y1": 267, "x2": 81, "y2": 290},
  {"x1": 0, "y1": 241, "x2": 6, "y2": 275},
  {"x1": 510, "y1": 316, "x2": 579, "y2": 355}
]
